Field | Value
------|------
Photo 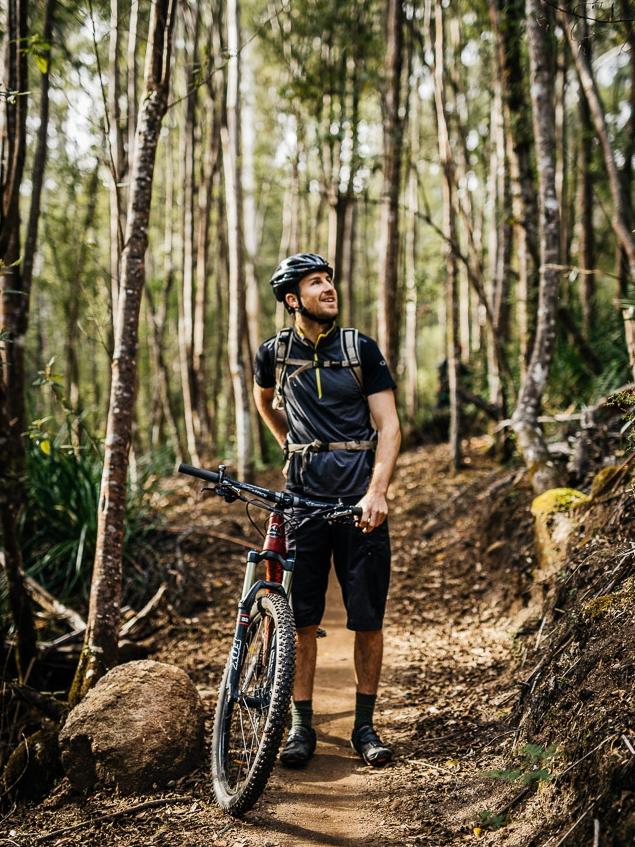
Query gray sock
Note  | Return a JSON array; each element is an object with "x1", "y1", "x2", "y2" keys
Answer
[{"x1": 291, "y1": 699, "x2": 313, "y2": 730}]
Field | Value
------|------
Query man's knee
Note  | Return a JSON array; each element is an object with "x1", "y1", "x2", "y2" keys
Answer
[{"x1": 297, "y1": 624, "x2": 319, "y2": 641}]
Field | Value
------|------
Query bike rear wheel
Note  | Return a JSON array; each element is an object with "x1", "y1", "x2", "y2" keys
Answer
[{"x1": 211, "y1": 591, "x2": 296, "y2": 815}]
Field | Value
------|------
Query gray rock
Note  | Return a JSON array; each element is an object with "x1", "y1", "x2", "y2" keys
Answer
[{"x1": 59, "y1": 659, "x2": 205, "y2": 793}]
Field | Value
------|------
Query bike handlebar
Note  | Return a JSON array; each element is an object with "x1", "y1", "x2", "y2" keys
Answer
[{"x1": 178, "y1": 462, "x2": 363, "y2": 518}]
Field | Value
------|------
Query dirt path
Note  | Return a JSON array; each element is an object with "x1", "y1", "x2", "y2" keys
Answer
[
  {"x1": 9, "y1": 444, "x2": 538, "y2": 847},
  {"x1": 253, "y1": 574, "x2": 385, "y2": 847}
]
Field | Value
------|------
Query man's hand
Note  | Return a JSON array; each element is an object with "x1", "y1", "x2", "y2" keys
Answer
[{"x1": 356, "y1": 490, "x2": 389, "y2": 533}]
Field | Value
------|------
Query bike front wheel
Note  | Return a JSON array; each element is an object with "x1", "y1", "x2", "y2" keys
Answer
[{"x1": 211, "y1": 591, "x2": 296, "y2": 815}]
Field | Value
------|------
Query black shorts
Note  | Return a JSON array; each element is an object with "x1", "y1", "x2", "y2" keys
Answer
[{"x1": 286, "y1": 509, "x2": 391, "y2": 632}]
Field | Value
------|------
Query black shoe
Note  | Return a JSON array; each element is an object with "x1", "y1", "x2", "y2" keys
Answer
[
  {"x1": 279, "y1": 726, "x2": 317, "y2": 768},
  {"x1": 351, "y1": 724, "x2": 393, "y2": 767}
]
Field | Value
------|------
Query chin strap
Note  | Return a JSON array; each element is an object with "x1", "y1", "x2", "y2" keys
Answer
[{"x1": 292, "y1": 287, "x2": 334, "y2": 325}]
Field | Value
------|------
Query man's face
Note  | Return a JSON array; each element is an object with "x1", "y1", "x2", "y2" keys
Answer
[{"x1": 286, "y1": 270, "x2": 338, "y2": 320}]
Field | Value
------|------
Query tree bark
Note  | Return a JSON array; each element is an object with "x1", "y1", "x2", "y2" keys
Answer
[
  {"x1": 575, "y1": 1, "x2": 595, "y2": 335},
  {"x1": 377, "y1": 0, "x2": 404, "y2": 372},
  {"x1": 221, "y1": 0, "x2": 253, "y2": 481},
  {"x1": 434, "y1": 0, "x2": 461, "y2": 470},
  {"x1": 0, "y1": 0, "x2": 39, "y2": 682},
  {"x1": 511, "y1": 0, "x2": 561, "y2": 494},
  {"x1": 71, "y1": 0, "x2": 176, "y2": 701},
  {"x1": 490, "y1": 0, "x2": 540, "y2": 374},
  {"x1": 562, "y1": 7, "x2": 635, "y2": 374},
  {"x1": 108, "y1": 0, "x2": 125, "y2": 339}
]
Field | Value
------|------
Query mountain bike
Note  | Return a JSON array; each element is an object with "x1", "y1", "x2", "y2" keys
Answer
[{"x1": 178, "y1": 463, "x2": 361, "y2": 816}]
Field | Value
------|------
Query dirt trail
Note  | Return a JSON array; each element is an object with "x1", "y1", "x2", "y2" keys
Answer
[
  {"x1": 9, "y1": 445, "x2": 537, "y2": 847},
  {"x1": 254, "y1": 574, "x2": 385, "y2": 847}
]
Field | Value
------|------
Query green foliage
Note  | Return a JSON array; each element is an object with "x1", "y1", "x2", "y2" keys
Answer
[
  {"x1": 17, "y1": 441, "x2": 168, "y2": 611},
  {"x1": 478, "y1": 809, "x2": 506, "y2": 831},
  {"x1": 482, "y1": 742, "x2": 558, "y2": 786}
]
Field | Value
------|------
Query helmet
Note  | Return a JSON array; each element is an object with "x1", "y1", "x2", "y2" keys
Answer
[{"x1": 270, "y1": 252, "x2": 333, "y2": 303}]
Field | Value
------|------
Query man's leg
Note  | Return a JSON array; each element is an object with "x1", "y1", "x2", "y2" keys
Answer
[
  {"x1": 354, "y1": 629, "x2": 383, "y2": 695},
  {"x1": 295, "y1": 624, "x2": 319, "y2": 700}
]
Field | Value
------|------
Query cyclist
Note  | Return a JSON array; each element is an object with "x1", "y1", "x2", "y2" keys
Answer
[{"x1": 253, "y1": 252, "x2": 401, "y2": 768}]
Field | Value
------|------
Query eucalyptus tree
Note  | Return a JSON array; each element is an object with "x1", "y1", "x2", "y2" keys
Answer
[
  {"x1": 511, "y1": 0, "x2": 561, "y2": 493},
  {"x1": 72, "y1": 0, "x2": 177, "y2": 700}
]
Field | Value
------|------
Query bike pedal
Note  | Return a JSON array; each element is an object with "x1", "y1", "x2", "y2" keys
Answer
[{"x1": 316, "y1": 627, "x2": 327, "y2": 638}]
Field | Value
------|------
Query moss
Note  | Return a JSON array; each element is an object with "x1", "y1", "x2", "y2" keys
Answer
[
  {"x1": 582, "y1": 577, "x2": 635, "y2": 621},
  {"x1": 531, "y1": 488, "x2": 591, "y2": 518},
  {"x1": 590, "y1": 465, "x2": 625, "y2": 499}
]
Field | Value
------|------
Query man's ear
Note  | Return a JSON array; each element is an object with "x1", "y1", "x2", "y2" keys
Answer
[{"x1": 285, "y1": 291, "x2": 298, "y2": 311}]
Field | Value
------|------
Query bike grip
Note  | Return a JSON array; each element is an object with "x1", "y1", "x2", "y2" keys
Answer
[
  {"x1": 351, "y1": 506, "x2": 363, "y2": 518},
  {"x1": 178, "y1": 463, "x2": 220, "y2": 483}
]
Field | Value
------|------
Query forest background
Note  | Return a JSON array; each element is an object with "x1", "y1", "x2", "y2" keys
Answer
[{"x1": 2, "y1": 0, "x2": 635, "y2": 692}]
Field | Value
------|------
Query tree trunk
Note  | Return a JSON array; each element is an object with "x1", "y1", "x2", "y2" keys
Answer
[
  {"x1": 0, "y1": 0, "x2": 39, "y2": 682},
  {"x1": 377, "y1": 0, "x2": 404, "y2": 372},
  {"x1": 178, "y1": 6, "x2": 201, "y2": 464},
  {"x1": 108, "y1": 0, "x2": 125, "y2": 340},
  {"x1": 434, "y1": 0, "x2": 461, "y2": 470},
  {"x1": 490, "y1": 0, "x2": 540, "y2": 374},
  {"x1": 576, "y1": 1, "x2": 595, "y2": 335},
  {"x1": 221, "y1": 0, "x2": 253, "y2": 481},
  {"x1": 511, "y1": 0, "x2": 561, "y2": 494},
  {"x1": 71, "y1": 0, "x2": 176, "y2": 702},
  {"x1": 404, "y1": 72, "x2": 419, "y2": 425},
  {"x1": 562, "y1": 8, "x2": 635, "y2": 374}
]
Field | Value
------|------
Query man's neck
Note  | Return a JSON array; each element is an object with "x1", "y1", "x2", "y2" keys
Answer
[{"x1": 294, "y1": 315, "x2": 335, "y2": 345}]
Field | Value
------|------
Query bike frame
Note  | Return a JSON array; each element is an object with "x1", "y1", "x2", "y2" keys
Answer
[{"x1": 226, "y1": 511, "x2": 294, "y2": 703}]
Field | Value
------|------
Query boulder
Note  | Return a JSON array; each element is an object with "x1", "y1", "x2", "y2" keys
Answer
[
  {"x1": 59, "y1": 659, "x2": 205, "y2": 793},
  {"x1": 530, "y1": 487, "x2": 590, "y2": 581}
]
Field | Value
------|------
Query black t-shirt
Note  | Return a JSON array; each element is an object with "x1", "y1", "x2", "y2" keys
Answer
[{"x1": 254, "y1": 326, "x2": 396, "y2": 498}]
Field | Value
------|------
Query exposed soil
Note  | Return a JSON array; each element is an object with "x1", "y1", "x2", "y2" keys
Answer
[{"x1": 3, "y1": 441, "x2": 634, "y2": 846}]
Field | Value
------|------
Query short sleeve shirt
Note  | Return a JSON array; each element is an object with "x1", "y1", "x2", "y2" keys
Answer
[{"x1": 254, "y1": 326, "x2": 396, "y2": 498}]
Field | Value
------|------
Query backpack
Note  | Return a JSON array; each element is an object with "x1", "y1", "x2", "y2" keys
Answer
[{"x1": 272, "y1": 327, "x2": 363, "y2": 411}]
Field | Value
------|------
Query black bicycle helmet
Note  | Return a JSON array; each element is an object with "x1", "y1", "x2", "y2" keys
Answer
[{"x1": 270, "y1": 252, "x2": 333, "y2": 302}]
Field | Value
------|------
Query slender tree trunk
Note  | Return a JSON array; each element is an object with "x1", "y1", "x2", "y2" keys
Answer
[
  {"x1": 511, "y1": 0, "x2": 561, "y2": 494},
  {"x1": 434, "y1": 0, "x2": 461, "y2": 469},
  {"x1": 0, "y1": 0, "x2": 41, "y2": 681},
  {"x1": 377, "y1": 0, "x2": 404, "y2": 372},
  {"x1": 108, "y1": 0, "x2": 125, "y2": 339},
  {"x1": 404, "y1": 73, "x2": 420, "y2": 425},
  {"x1": 127, "y1": 0, "x2": 138, "y2": 162},
  {"x1": 178, "y1": 6, "x2": 201, "y2": 463},
  {"x1": 490, "y1": 0, "x2": 540, "y2": 374},
  {"x1": 576, "y1": 2, "x2": 595, "y2": 335},
  {"x1": 562, "y1": 8, "x2": 635, "y2": 374},
  {"x1": 221, "y1": 0, "x2": 252, "y2": 480},
  {"x1": 71, "y1": 0, "x2": 176, "y2": 701}
]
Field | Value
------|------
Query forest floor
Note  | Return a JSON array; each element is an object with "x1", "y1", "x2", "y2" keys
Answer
[{"x1": 4, "y1": 439, "x2": 633, "y2": 846}]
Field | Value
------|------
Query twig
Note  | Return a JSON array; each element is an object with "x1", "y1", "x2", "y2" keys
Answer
[
  {"x1": 32, "y1": 797, "x2": 190, "y2": 843},
  {"x1": 119, "y1": 584, "x2": 167, "y2": 637},
  {"x1": 621, "y1": 734, "x2": 635, "y2": 755},
  {"x1": 541, "y1": 803, "x2": 595, "y2": 847},
  {"x1": 25, "y1": 576, "x2": 86, "y2": 632},
  {"x1": 171, "y1": 525, "x2": 254, "y2": 550},
  {"x1": 593, "y1": 818, "x2": 600, "y2": 847},
  {"x1": 556, "y1": 734, "x2": 616, "y2": 781},
  {"x1": 404, "y1": 758, "x2": 454, "y2": 772}
]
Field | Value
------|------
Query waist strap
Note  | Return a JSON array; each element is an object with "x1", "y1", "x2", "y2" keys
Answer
[{"x1": 286, "y1": 439, "x2": 376, "y2": 455}]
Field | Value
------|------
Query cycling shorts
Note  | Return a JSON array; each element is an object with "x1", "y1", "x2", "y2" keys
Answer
[{"x1": 286, "y1": 505, "x2": 391, "y2": 632}]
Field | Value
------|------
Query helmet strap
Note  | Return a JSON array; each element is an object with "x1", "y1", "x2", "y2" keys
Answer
[{"x1": 293, "y1": 288, "x2": 335, "y2": 325}]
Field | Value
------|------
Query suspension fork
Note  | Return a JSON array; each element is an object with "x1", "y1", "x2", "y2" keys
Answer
[{"x1": 227, "y1": 512, "x2": 294, "y2": 702}]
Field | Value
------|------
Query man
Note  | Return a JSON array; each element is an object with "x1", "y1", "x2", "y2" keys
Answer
[{"x1": 253, "y1": 252, "x2": 401, "y2": 768}]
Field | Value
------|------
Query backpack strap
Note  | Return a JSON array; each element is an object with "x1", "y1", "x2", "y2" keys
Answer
[
  {"x1": 273, "y1": 327, "x2": 294, "y2": 410},
  {"x1": 340, "y1": 327, "x2": 364, "y2": 393}
]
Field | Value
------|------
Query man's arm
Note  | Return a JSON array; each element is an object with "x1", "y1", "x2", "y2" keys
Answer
[
  {"x1": 357, "y1": 389, "x2": 401, "y2": 532},
  {"x1": 253, "y1": 383, "x2": 289, "y2": 448}
]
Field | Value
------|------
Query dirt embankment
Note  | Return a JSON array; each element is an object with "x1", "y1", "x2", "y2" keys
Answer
[{"x1": 3, "y1": 442, "x2": 634, "y2": 846}]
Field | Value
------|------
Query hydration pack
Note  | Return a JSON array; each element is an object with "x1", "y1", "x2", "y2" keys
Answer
[{"x1": 272, "y1": 327, "x2": 363, "y2": 411}]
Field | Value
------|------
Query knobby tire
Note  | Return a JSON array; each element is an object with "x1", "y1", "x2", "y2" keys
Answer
[{"x1": 211, "y1": 592, "x2": 296, "y2": 815}]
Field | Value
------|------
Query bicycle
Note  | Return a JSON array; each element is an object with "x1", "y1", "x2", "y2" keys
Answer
[{"x1": 178, "y1": 462, "x2": 362, "y2": 816}]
